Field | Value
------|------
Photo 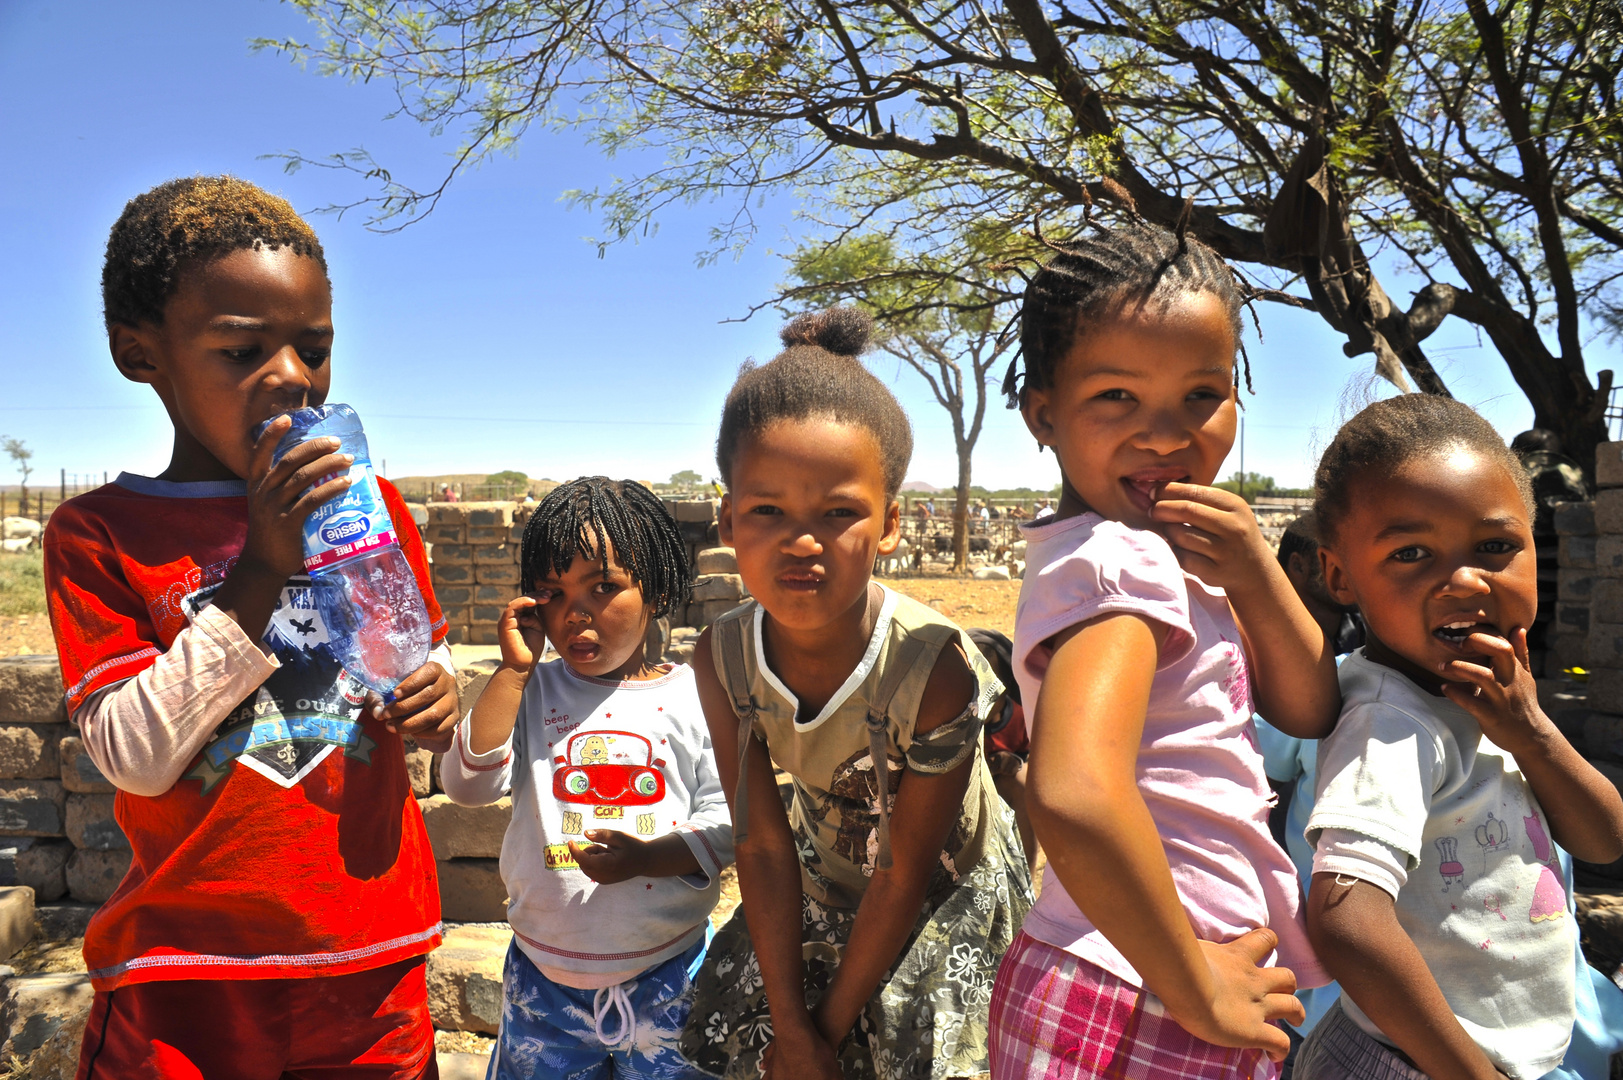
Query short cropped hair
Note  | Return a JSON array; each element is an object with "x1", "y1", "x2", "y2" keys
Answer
[
  {"x1": 102, "y1": 176, "x2": 327, "y2": 329},
  {"x1": 1314, "y1": 395, "x2": 1534, "y2": 544}
]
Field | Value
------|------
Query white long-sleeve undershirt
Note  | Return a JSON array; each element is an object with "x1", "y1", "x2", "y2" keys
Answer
[{"x1": 76, "y1": 603, "x2": 455, "y2": 797}]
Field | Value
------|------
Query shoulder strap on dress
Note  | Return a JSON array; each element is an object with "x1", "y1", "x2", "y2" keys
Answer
[
  {"x1": 864, "y1": 633, "x2": 928, "y2": 871},
  {"x1": 711, "y1": 611, "x2": 761, "y2": 848}
]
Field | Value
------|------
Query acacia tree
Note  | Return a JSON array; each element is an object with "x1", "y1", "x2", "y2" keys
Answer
[
  {"x1": 2, "y1": 437, "x2": 33, "y2": 506},
  {"x1": 264, "y1": 0, "x2": 1623, "y2": 471},
  {"x1": 783, "y1": 233, "x2": 1017, "y2": 570}
]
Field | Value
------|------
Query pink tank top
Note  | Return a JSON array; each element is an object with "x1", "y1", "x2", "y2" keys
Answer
[{"x1": 1012, "y1": 512, "x2": 1327, "y2": 989}]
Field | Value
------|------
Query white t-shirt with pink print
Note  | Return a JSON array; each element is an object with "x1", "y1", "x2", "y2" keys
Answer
[{"x1": 1011, "y1": 511, "x2": 1327, "y2": 990}]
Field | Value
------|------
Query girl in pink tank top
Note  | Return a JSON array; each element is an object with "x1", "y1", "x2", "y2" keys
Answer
[{"x1": 986, "y1": 216, "x2": 1340, "y2": 1080}]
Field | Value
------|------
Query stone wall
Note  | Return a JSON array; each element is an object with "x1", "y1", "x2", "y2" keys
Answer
[
  {"x1": 1547, "y1": 449, "x2": 1623, "y2": 983},
  {"x1": 0, "y1": 657, "x2": 128, "y2": 906},
  {"x1": 425, "y1": 498, "x2": 747, "y2": 652}
]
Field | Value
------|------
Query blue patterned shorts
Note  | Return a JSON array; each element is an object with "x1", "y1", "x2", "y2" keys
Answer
[{"x1": 487, "y1": 936, "x2": 710, "y2": 1080}]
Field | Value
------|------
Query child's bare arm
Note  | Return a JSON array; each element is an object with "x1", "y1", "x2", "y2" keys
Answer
[
  {"x1": 1443, "y1": 630, "x2": 1623, "y2": 864},
  {"x1": 1308, "y1": 874, "x2": 1507, "y2": 1080},
  {"x1": 1151, "y1": 483, "x2": 1338, "y2": 738},
  {"x1": 465, "y1": 595, "x2": 549, "y2": 755},
  {"x1": 693, "y1": 631, "x2": 842, "y2": 1080},
  {"x1": 443, "y1": 596, "x2": 547, "y2": 806},
  {"x1": 1029, "y1": 613, "x2": 1302, "y2": 1060},
  {"x1": 809, "y1": 645, "x2": 977, "y2": 1050}
]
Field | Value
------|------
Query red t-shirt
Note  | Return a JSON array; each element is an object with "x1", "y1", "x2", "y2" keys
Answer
[{"x1": 45, "y1": 473, "x2": 446, "y2": 990}]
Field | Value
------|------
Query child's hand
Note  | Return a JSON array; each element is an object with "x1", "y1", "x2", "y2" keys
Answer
[
  {"x1": 497, "y1": 593, "x2": 551, "y2": 673},
  {"x1": 366, "y1": 661, "x2": 459, "y2": 754},
  {"x1": 761, "y1": 1020, "x2": 842, "y2": 1080},
  {"x1": 238, "y1": 415, "x2": 355, "y2": 581},
  {"x1": 568, "y1": 829, "x2": 657, "y2": 884},
  {"x1": 1440, "y1": 628, "x2": 1547, "y2": 754},
  {"x1": 1149, "y1": 483, "x2": 1275, "y2": 595},
  {"x1": 1169, "y1": 928, "x2": 1303, "y2": 1062}
]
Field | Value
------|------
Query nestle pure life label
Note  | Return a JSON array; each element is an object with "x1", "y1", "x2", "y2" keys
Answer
[{"x1": 301, "y1": 461, "x2": 396, "y2": 572}]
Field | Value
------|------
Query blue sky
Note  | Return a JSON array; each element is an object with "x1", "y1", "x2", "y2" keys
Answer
[{"x1": 1, "y1": 0, "x2": 1614, "y2": 494}]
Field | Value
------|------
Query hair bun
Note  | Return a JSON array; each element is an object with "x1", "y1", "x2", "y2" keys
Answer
[{"x1": 780, "y1": 307, "x2": 872, "y2": 357}]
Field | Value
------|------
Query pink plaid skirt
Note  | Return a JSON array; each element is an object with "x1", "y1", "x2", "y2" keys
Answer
[{"x1": 989, "y1": 931, "x2": 1278, "y2": 1080}]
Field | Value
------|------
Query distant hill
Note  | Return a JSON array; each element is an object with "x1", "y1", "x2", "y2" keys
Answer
[{"x1": 900, "y1": 480, "x2": 942, "y2": 493}]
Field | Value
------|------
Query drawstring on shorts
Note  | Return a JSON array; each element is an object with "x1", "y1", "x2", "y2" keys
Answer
[{"x1": 593, "y1": 980, "x2": 638, "y2": 1050}]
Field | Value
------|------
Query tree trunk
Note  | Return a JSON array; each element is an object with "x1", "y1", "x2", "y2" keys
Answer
[{"x1": 953, "y1": 451, "x2": 972, "y2": 574}]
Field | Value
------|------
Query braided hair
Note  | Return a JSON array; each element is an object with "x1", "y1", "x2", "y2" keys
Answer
[
  {"x1": 716, "y1": 307, "x2": 914, "y2": 499},
  {"x1": 1003, "y1": 212, "x2": 1253, "y2": 408},
  {"x1": 1314, "y1": 395, "x2": 1533, "y2": 545},
  {"x1": 519, "y1": 477, "x2": 693, "y2": 619},
  {"x1": 103, "y1": 176, "x2": 328, "y2": 328}
]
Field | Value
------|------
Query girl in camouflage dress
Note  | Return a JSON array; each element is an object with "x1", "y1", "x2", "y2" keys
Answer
[{"x1": 678, "y1": 309, "x2": 1032, "y2": 1080}]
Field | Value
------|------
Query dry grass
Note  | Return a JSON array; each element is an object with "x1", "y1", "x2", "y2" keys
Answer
[{"x1": 0, "y1": 550, "x2": 46, "y2": 617}]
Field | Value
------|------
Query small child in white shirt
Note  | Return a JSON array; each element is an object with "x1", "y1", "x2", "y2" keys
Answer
[
  {"x1": 1301, "y1": 395, "x2": 1623, "y2": 1080},
  {"x1": 442, "y1": 477, "x2": 732, "y2": 1080}
]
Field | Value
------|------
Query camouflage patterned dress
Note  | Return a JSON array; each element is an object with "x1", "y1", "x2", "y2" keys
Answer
[{"x1": 679, "y1": 586, "x2": 1033, "y2": 1079}]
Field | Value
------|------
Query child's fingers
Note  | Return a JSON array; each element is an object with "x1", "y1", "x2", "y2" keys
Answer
[
  {"x1": 268, "y1": 439, "x2": 347, "y2": 496},
  {"x1": 1158, "y1": 482, "x2": 1244, "y2": 511},
  {"x1": 1438, "y1": 660, "x2": 1498, "y2": 700},
  {"x1": 1150, "y1": 499, "x2": 1236, "y2": 534},
  {"x1": 287, "y1": 471, "x2": 354, "y2": 521},
  {"x1": 1258, "y1": 1023, "x2": 1292, "y2": 1063},
  {"x1": 1265, "y1": 990, "x2": 1307, "y2": 1028},
  {"x1": 378, "y1": 680, "x2": 449, "y2": 725},
  {"x1": 583, "y1": 829, "x2": 627, "y2": 847},
  {"x1": 1462, "y1": 631, "x2": 1518, "y2": 685},
  {"x1": 1162, "y1": 522, "x2": 1222, "y2": 555},
  {"x1": 247, "y1": 415, "x2": 292, "y2": 481},
  {"x1": 503, "y1": 596, "x2": 540, "y2": 622},
  {"x1": 567, "y1": 839, "x2": 611, "y2": 860},
  {"x1": 1510, "y1": 626, "x2": 1532, "y2": 671},
  {"x1": 1228, "y1": 927, "x2": 1280, "y2": 965}
]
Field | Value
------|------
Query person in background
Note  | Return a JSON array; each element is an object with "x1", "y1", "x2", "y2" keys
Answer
[
  {"x1": 1033, "y1": 498, "x2": 1055, "y2": 520},
  {"x1": 1510, "y1": 429, "x2": 1588, "y2": 674}
]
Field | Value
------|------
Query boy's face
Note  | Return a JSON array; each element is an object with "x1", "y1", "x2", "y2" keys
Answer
[{"x1": 111, "y1": 246, "x2": 333, "y2": 482}]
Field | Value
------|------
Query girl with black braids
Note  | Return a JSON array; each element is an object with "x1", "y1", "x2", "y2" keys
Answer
[
  {"x1": 988, "y1": 215, "x2": 1340, "y2": 1078},
  {"x1": 443, "y1": 477, "x2": 733, "y2": 1080}
]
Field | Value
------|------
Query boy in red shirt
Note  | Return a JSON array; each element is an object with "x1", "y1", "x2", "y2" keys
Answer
[{"x1": 45, "y1": 176, "x2": 458, "y2": 1079}]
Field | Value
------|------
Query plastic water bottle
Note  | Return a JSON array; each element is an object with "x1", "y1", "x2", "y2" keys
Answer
[{"x1": 255, "y1": 404, "x2": 431, "y2": 697}]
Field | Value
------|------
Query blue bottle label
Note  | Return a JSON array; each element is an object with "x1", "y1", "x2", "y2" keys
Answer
[{"x1": 302, "y1": 462, "x2": 395, "y2": 572}]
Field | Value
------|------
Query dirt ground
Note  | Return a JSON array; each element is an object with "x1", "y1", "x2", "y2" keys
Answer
[
  {"x1": 879, "y1": 576, "x2": 1020, "y2": 638},
  {"x1": 0, "y1": 614, "x2": 54, "y2": 657}
]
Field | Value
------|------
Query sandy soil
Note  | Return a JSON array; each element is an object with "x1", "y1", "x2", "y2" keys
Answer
[
  {"x1": 879, "y1": 577, "x2": 1020, "y2": 638},
  {"x1": 0, "y1": 614, "x2": 55, "y2": 658}
]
